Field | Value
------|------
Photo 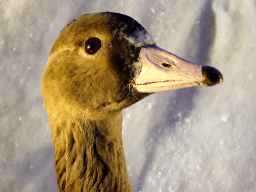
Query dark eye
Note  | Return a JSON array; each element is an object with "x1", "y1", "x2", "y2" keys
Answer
[{"x1": 85, "y1": 37, "x2": 101, "y2": 55}]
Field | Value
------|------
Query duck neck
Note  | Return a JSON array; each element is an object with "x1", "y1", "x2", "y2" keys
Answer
[{"x1": 49, "y1": 112, "x2": 133, "y2": 192}]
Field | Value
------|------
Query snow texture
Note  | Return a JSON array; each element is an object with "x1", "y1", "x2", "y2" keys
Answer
[{"x1": 1, "y1": 0, "x2": 256, "y2": 191}]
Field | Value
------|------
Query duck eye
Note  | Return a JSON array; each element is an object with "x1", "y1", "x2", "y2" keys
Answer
[{"x1": 85, "y1": 37, "x2": 101, "y2": 55}]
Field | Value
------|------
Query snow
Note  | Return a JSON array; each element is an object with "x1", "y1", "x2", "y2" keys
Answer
[{"x1": 1, "y1": 0, "x2": 256, "y2": 191}]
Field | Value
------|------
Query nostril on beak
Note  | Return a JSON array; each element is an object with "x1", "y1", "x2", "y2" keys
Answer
[
  {"x1": 162, "y1": 63, "x2": 174, "y2": 68},
  {"x1": 202, "y1": 66, "x2": 223, "y2": 86}
]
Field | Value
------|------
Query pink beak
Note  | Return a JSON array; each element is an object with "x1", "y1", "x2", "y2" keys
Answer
[{"x1": 135, "y1": 45, "x2": 223, "y2": 93}]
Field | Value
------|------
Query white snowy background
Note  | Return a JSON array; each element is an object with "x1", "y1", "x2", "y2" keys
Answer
[{"x1": 1, "y1": 0, "x2": 256, "y2": 191}]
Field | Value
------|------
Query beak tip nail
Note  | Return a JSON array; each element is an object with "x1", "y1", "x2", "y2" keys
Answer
[{"x1": 202, "y1": 66, "x2": 223, "y2": 86}]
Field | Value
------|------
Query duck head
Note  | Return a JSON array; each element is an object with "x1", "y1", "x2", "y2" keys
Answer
[{"x1": 41, "y1": 12, "x2": 223, "y2": 120}]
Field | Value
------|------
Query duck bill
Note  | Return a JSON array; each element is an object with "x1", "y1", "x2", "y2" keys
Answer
[{"x1": 134, "y1": 45, "x2": 223, "y2": 93}]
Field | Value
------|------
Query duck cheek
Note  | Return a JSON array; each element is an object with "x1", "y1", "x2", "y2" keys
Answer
[{"x1": 134, "y1": 45, "x2": 223, "y2": 93}]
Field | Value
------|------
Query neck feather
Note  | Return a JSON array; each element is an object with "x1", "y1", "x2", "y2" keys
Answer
[{"x1": 49, "y1": 112, "x2": 133, "y2": 192}]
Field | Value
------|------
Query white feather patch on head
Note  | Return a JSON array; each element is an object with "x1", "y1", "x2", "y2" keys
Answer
[
  {"x1": 126, "y1": 29, "x2": 155, "y2": 47},
  {"x1": 117, "y1": 24, "x2": 155, "y2": 47}
]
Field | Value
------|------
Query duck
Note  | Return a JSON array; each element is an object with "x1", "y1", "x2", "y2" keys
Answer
[{"x1": 41, "y1": 12, "x2": 223, "y2": 192}]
